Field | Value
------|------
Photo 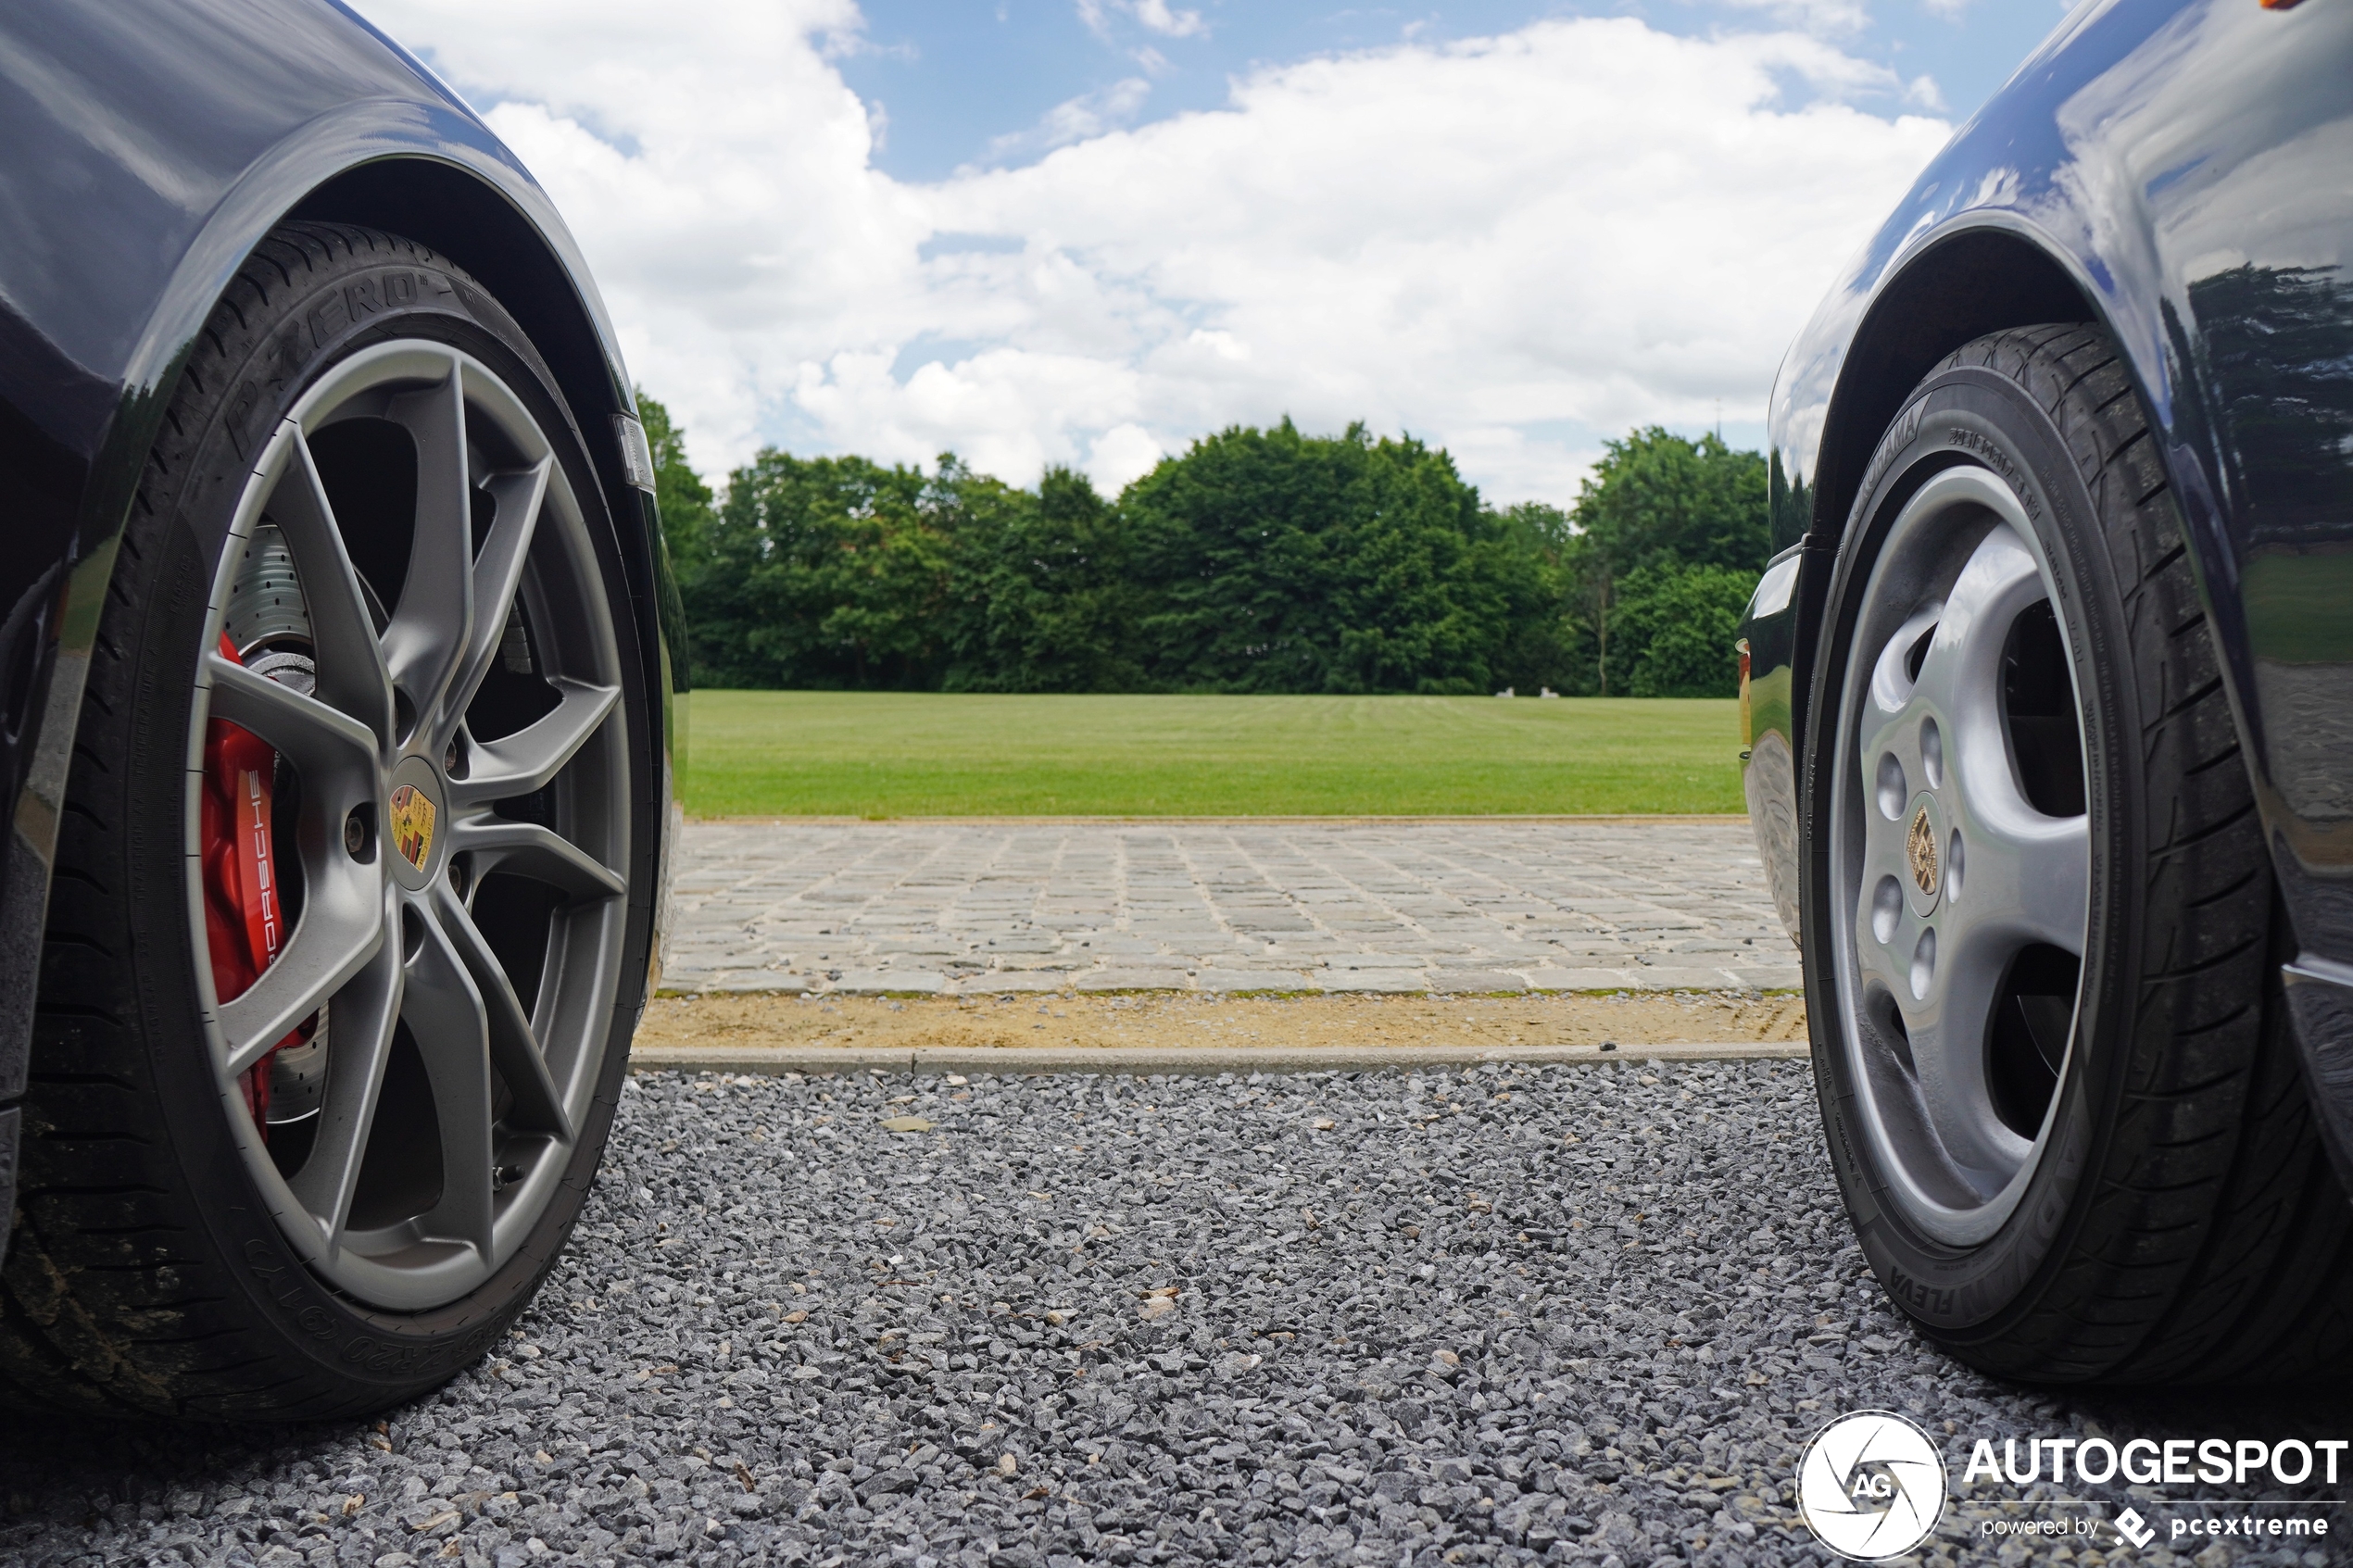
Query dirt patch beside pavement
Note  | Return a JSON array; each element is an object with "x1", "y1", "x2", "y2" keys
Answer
[{"x1": 634, "y1": 989, "x2": 1807, "y2": 1055}]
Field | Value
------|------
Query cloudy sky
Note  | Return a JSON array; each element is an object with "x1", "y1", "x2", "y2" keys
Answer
[{"x1": 359, "y1": 0, "x2": 2066, "y2": 505}]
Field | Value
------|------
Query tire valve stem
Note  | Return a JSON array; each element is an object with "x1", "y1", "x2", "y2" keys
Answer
[{"x1": 493, "y1": 1164, "x2": 523, "y2": 1192}]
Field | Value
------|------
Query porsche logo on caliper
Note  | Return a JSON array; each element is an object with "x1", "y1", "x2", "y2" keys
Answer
[
  {"x1": 1907, "y1": 806, "x2": 1939, "y2": 897},
  {"x1": 390, "y1": 784, "x2": 437, "y2": 872}
]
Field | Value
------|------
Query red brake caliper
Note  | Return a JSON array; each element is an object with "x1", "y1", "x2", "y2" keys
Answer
[{"x1": 201, "y1": 633, "x2": 304, "y2": 1131}]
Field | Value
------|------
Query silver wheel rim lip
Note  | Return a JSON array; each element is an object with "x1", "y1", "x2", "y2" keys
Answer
[
  {"x1": 1829, "y1": 465, "x2": 2091, "y2": 1248},
  {"x1": 184, "y1": 339, "x2": 629, "y2": 1311}
]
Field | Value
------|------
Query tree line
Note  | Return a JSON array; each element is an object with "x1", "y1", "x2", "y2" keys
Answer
[{"x1": 644, "y1": 396, "x2": 1770, "y2": 697}]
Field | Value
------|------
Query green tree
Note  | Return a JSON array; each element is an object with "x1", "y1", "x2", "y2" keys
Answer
[
  {"x1": 647, "y1": 392, "x2": 1768, "y2": 699},
  {"x1": 1607, "y1": 560, "x2": 1756, "y2": 696},
  {"x1": 945, "y1": 466, "x2": 1145, "y2": 691},
  {"x1": 1482, "y1": 501, "x2": 1585, "y2": 694},
  {"x1": 690, "y1": 449, "x2": 958, "y2": 688},
  {"x1": 1125, "y1": 419, "x2": 1516, "y2": 693},
  {"x1": 1567, "y1": 427, "x2": 1768, "y2": 695}
]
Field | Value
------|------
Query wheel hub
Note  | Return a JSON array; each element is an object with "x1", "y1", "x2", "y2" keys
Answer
[
  {"x1": 1903, "y1": 791, "x2": 1944, "y2": 915},
  {"x1": 385, "y1": 756, "x2": 447, "y2": 890}
]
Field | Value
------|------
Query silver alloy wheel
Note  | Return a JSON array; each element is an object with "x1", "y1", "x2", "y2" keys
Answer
[
  {"x1": 185, "y1": 340, "x2": 630, "y2": 1311},
  {"x1": 1829, "y1": 466, "x2": 2091, "y2": 1246}
]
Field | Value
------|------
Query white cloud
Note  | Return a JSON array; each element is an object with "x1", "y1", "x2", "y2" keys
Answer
[
  {"x1": 1130, "y1": 0, "x2": 1207, "y2": 38},
  {"x1": 1077, "y1": 0, "x2": 1205, "y2": 42},
  {"x1": 360, "y1": 2, "x2": 1948, "y2": 505},
  {"x1": 1088, "y1": 423, "x2": 1166, "y2": 491},
  {"x1": 984, "y1": 77, "x2": 1152, "y2": 164},
  {"x1": 1721, "y1": 0, "x2": 1873, "y2": 37}
]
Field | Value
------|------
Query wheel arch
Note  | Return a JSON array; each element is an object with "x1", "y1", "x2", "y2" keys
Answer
[
  {"x1": 290, "y1": 157, "x2": 633, "y2": 482},
  {"x1": 1790, "y1": 224, "x2": 2105, "y2": 756},
  {"x1": 288, "y1": 153, "x2": 682, "y2": 681}
]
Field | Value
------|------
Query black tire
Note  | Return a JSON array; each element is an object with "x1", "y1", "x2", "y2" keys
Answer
[
  {"x1": 1802, "y1": 322, "x2": 2353, "y2": 1383},
  {"x1": 0, "y1": 223, "x2": 656, "y2": 1420}
]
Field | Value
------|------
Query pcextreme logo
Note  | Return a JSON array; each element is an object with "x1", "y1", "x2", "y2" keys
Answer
[{"x1": 1795, "y1": 1411, "x2": 1947, "y2": 1561}]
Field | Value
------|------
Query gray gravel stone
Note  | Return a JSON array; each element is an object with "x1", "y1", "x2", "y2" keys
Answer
[{"x1": 0, "y1": 1063, "x2": 2342, "y2": 1567}]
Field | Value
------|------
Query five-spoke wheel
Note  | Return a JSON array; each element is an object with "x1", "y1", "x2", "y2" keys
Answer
[{"x1": 1829, "y1": 467, "x2": 2089, "y2": 1246}]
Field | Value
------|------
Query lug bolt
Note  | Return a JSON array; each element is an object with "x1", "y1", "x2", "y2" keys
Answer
[
  {"x1": 344, "y1": 809, "x2": 368, "y2": 858},
  {"x1": 450, "y1": 857, "x2": 470, "y2": 898}
]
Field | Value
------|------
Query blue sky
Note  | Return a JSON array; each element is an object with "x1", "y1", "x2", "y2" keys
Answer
[
  {"x1": 369, "y1": 0, "x2": 2043, "y2": 502},
  {"x1": 842, "y1": 1, "x2": 2070, "y2": 183}
]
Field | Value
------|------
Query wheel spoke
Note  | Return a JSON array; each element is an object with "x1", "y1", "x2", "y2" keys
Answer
[
  {"x1": 1931, "y1": 526, "x2": 2044, "y2": 689},
  {"x1": 401, "y1": 899, "x2": 497, "y2": 1257},
  {"x1": 284, "y1": 923, "x2": 402, "y2": 1246},
  {"x1": 450, "y1": 678, "x2": 619, "y2": 806},
  {"x1": 1930, "y1": 528, "x2": 2090, "y2": 957},
  {"x1": 216, "y1": 869, "x2": 384, "y2": 1079},
  {"x1": 449, "y1": 815, "x2": 626, "y2": 901},
  {"x1": 1908, "y1": 528, "x2": 2044, "y2": 757},
  {"x1": 381, "y1": 358, "x2": 474, "y2": 729},
  {"x1": 433, "y1": 885, "x2": 573, "y2": 1140},
  {"x1": 1850, "y1": 880, "x2": 1918, "y2": 1010},
  {"x1": 439, "y1": 457, "x2": 552, "y2": 746},
  {"x1": 271, "y1": 429, "x2": 396, "y2": 746},
  {"x1": 204, "y1": 653, "x2": 379, "y2": 786},
  {"x1": 1906, "y1": 917, "x2": 2029, "y2": 1187},
  {"x1": 1954, "y1": 802, "x2": 2089, "y2": 954}
]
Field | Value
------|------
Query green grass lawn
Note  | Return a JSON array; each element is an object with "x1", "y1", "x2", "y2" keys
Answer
[{"x1": 680, "y1": 692, "x2": 1743, "y2": 817}]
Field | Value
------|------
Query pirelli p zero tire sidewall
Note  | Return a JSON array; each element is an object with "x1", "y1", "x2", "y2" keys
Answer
[
  {"x1": 1800, "y1": 368, "x2": 2135, "y2": 1339},
  {"x1": 13, "y1": 228, "x2": 654, "y2": 1418}
]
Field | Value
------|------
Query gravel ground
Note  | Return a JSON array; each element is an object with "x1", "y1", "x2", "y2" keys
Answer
[{"x1": 0, "y1": 1062, "x2": 2344, "y2": 1568}]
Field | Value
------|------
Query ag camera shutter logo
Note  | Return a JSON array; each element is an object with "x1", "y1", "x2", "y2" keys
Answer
[{"x1": 1795, "y1": 1410, "x2": 1948, "y2": 1560}]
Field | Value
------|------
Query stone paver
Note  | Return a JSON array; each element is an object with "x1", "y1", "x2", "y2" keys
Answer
[{"x1": 661, "y1": 820, "x2": 1799, "y2": 995}]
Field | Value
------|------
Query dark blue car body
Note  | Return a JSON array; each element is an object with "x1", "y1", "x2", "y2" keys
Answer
[{"x1": 1742, "y1": 0, "x2": 2353, "y2": 1185}]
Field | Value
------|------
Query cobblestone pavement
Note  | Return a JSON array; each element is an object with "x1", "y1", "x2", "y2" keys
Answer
[{"x1": 662, "y1": 821, "x2": 1799, "y2": 997}]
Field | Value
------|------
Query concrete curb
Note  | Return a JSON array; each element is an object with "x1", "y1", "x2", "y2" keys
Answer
[{"x1": 627, "y1": 1040, "x2": 1809, "y2": 1077}]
